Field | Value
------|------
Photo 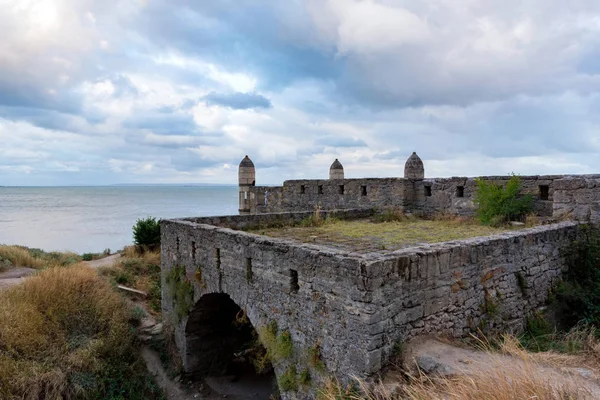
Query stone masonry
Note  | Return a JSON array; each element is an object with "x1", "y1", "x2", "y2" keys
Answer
[{"x1": 162, "y1": 153, "x2": 600, "y2": 399}]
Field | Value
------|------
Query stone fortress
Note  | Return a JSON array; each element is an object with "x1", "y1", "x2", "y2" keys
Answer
[{"x1": 161, "y1": 153, "x2": 600, "y2": 399}]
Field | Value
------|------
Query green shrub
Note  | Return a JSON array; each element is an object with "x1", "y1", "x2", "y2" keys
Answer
[
  {"x1": 473, "y1": 174, "x2": 533, "y2": 225},
  {"x1": 133, "y1": 217, "x2": 161, "y2": 247}
]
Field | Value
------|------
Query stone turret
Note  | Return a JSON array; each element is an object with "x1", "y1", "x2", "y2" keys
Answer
[
  {"x1": 329, "y1": 159, "x2": 344, "y2": 180},
  {"x1": 238, "y1": 155, "x2": 255, "y2": 213},
  {"x1": 404, "y1": 152, "x2": 424, "y2": 180}
]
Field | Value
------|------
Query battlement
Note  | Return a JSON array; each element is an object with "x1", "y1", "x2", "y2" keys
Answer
[{"x1": 238, "y1": 153, "x2": 600, "y2": 224}]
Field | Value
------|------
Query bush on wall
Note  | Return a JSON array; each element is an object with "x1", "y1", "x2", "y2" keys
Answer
[{"x1": 473, "y1": 174, "x2": 533, "y2": 225}]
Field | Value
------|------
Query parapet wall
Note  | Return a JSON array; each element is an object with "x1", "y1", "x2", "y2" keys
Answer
[
  {"x1": 247, "y1": 175, "x2": 600, "y2": 223},
  {"x1": 362, "y1": 221, "x2": 580, "y2": 369}
]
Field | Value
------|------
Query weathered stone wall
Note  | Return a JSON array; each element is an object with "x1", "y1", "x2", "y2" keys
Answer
[
  {"x1": 413, "y1": 175, "x2": 562, "y2": 217},
  {"x1": 362, "y1": 221, "x2": 580, "y2": 370},
  {"x1": 161, "y1": 213, "x2": 584, "y2": 399},
  {"x1": 246, "y1": 175, "x2": 576, "y2": 218},
  {"x1": 553, "y1": 176, "x2": 600, "y2": 223},
  {"x1": 161, "y1": 211, "x2": 379, "y2": 399},
  {"x1": 248, "y1": 178, "x2": 411, "y2": 214}
]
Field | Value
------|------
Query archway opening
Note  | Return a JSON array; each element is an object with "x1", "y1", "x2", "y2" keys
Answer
[{"x1": 185, "y1": 293, "x2": 275, "y2": 397}]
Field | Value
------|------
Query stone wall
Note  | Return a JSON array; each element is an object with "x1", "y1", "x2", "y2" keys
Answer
[
  {"x1": 161, "y1": 213, "x2": 584, "y2": 399},
  {"x1": 362, "y1": 221, "x2": 580, "y2": 370},
  {"x1": 413, "y1": 175, "x2": 563, "y2": 217},
  {"x1": 246, "y1": 174, "x2": 592, "y2": 220},
  {"x1": 161, "y1": 211, "x2": 380, "y2": 399},
  {"x1": 248, "y1": 178, "x2": 411, "y2": 214},
  {"x1": 553, "y1": 176, "x2": 600, "y2": 223}
]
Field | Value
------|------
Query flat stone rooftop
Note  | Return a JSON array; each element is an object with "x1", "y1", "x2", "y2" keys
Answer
[{"x1": 248, "y1": 216, "x2": 525, "y2": 253}]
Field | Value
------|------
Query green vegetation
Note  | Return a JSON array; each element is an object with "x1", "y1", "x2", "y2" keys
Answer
[
  {"x1": 259, "y1": 320, "x2": 295, "y2": 363},
  {"x1": 98, "y1": 246, "x2": 162, "y2": 314},
  {"x1": 473, "y1": 175, "x2": 533, "y2": 225},
  {"x1": 133, "y1": 216, "x2": 161, "y2": 248},
  {"x1": 371, "y1": 208, "x2": 407, "y2": 223},
  {"x1": 255, "y1": 218, "x2": 517, "y2": 253},
  {"x1": 279, "y1": 366, "x2": 298, "y2": 392},
  {"x1": 299, "y1": 368, "x2": 312, "y2": 386},
  {"x1": 165, "y1": 265, "x2": 194, "y2": 320},
  {"x1": 309, "y1": 344, "x2": 326, "y2": 371},
  {"x1": 0, "y1": 266, "x2": 164, "y2": 399},
  {"x1": 81, "y1": 250, "x2": 110, "y2": 261}
]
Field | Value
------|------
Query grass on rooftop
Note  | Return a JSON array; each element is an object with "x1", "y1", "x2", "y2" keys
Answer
[{"x1": 254, "y1": 214, "x2": 520, "y2": 252}]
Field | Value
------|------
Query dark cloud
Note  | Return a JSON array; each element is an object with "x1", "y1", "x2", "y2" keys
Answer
[{"x1": 203, "y1": 92, "x2": 272, "y2": 109}]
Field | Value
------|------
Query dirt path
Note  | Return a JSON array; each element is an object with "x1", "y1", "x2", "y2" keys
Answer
[
  {"x1": 403, "y1": 337, "x2": 600, "y2": 399},
  {"x1": 0, "y1": 267, "x2": 37, "y2": 290},
  {"x1": 84, "y1": 253, "x2": 121, "y2": 269}
]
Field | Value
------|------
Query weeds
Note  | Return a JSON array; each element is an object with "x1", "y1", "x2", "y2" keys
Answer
[
  {"x1": 97, "y1": 247, "x2": 162, "y2": 314},
  {"x1": 279, "y1": 366, "x2": 298, "y2": 392},
  {"x1": 0, "y1": 266, "x2": 164, "y2": 399},
  {"x1": 0, "y1": 245, "x2": 83, "y2": 269}
]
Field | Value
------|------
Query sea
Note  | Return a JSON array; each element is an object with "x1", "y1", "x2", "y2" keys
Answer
[{"x1": 0, "y1": 186, "x2": 239, "y2": 254}]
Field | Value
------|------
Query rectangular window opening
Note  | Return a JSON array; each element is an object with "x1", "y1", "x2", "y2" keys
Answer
[
  {"x1": 339, "y1": 185, "x2": 345, "y2": 195},
  {"x1": 290, "y1": 269, "x2": 299, "y2": 293},
  {"x1": 318, "y1": 185, "x2": 323, "y2": 195},
  {"x1": 246, "y1": 258, "x2": 253, "y2": 283},
  {"x1": 424, "y1": 186, "x2": 432, "y2": 197},
  {"x1": 300, "y1": 185, "x2": 305, "y2": 194},
  {"x1": 176, "y1": 237, "x2": 180, "y2": 252},
  {"x1": 191, "y1": 241, "x2": 196, "y2": 261},
  {"x1": 215, "y1": 248, "x2": 221, "y2": 270},
  {"x1": 361, "y1": 185, "x2": 367, "y2": 196},
  {"x1": 456, "y1": 186, "x2": 464, "y2": 198},
  {"x1": 539, "y1": 185, "x2": 549, "y2": 200}
]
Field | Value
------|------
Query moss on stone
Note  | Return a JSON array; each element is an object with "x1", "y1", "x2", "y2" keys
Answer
[{"x1": 166, "y1": 265, "x2": 194, "y2": 321}]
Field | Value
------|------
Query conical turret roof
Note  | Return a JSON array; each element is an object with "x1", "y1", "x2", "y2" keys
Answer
[
  {"x1": 330, "y1": 159, "x2": 343, "y2": 170},
  {"x1": 239, "y1": 155, "x2": 255, "y2": 168}
]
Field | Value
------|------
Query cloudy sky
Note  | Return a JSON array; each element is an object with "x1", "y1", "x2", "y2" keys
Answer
[{"x1": 2, "y1": 0, "x2": 600, "y2": 186}]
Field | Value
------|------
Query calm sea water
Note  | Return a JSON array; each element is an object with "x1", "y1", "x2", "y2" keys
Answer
[{"x1": 0, "y1": 186, "x2": 239, "y2": 253}]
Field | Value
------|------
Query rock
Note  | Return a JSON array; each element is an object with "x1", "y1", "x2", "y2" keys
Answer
[
  {"x1": 510, "y1": 221, "x2": 525, "y2": 226},
  {"x1": 573, "y1": 368, "x2": 595, "y2": 379},
  {"x1": 415, "y1": 355, "x2": 456, "y2": 376},
  {"x1": 150, "y1": 323, "x2": 164, "y2": 336}
]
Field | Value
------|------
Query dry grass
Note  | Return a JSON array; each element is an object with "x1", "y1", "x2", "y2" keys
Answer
[
  {"x1": 0, "y1": 265, "x2": 163, "y2": 399},
  {"x1": 0, "y1": 245, "x2": 83, "y2": 270},
  {"x1": 319, "y1": 331, "x2": 600, "y2": 400},
  {"x1": 256, "y1": 217, "x2": 520, "y2": 253},
  {"x1": 98, "y1": 246, "x2": 162, "y2": 315}
]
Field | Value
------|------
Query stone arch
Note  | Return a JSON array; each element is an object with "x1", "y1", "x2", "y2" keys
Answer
[{"x1": 184, "y1": 293, "x2": 271, "y2": 381}]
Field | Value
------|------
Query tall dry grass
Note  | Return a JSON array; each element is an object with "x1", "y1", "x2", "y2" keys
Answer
[
  {"x1": 318, "y1": 331, "x2": 600, "y2": 400},
  {"x1": 98, "y1": 246, "x2": 162, "y2": 314},
  {"x1": 0, "y1": 245, "x2": 83, "y2": 269},
  {"x1": 0, "y1": 265, "x2": 163, "y2": 399}
]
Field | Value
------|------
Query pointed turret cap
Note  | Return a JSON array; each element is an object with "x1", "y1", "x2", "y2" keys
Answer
[
  {"x1": 330, "y1": 159, "x2": 343, "y2": 170},
  {"x1": 239, "y1": 155, "x2": 255, "y2": 168},
  {"x1": 404, "y1": 152, "x2": 424, "y2": 180}
]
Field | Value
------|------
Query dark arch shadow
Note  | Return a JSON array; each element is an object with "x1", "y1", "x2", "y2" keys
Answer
[{"x1": 185, "y1": 293, "x2": 275, "y2": 397}]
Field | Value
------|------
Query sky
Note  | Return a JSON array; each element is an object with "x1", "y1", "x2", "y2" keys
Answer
[{"x1": 1, "y1": 0, "x2": 600, "y2": 186}]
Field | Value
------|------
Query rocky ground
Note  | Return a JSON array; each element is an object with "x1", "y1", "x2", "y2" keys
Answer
[{"x1": 401, "y1": 337, "x2": 600, "y2": 399}]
